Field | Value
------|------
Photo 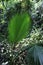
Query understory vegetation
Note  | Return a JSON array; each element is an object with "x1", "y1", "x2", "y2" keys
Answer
[{"x1": 0, "y1": 0, "x2": 43, "y2": 65}]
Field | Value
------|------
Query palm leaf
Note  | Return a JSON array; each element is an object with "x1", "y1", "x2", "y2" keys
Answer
[
  {"x1": 8, "y1": 12, "x2": 32, "y2": 43},
  {"x1": 25, "y1": 45, "x2": 43, "y2": 65}
]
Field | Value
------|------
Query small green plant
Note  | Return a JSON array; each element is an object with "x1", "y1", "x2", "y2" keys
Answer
[{"x1": 8, "y1": 12, "x2": 32, "y2": 44}]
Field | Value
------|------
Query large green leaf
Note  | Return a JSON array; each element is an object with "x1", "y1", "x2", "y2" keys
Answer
[
  {"x1": 25, "y1": 45, "x2": 43, "y2": 65},
  {"x1": 8, "y1": 12, "x2": 32, "y2": 43}
]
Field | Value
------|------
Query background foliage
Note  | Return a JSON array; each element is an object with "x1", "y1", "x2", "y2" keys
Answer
[{"x1": 0, "y1": 0, "x2": 43, "y2": 65}]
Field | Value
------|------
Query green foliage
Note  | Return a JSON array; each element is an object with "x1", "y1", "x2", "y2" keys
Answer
[
  {"x1": 8, "y1": 12, "x2": 32, "y2": 43},
  {"x1": 25, "y1": 45, "x2": 43, "y2": 65}
]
